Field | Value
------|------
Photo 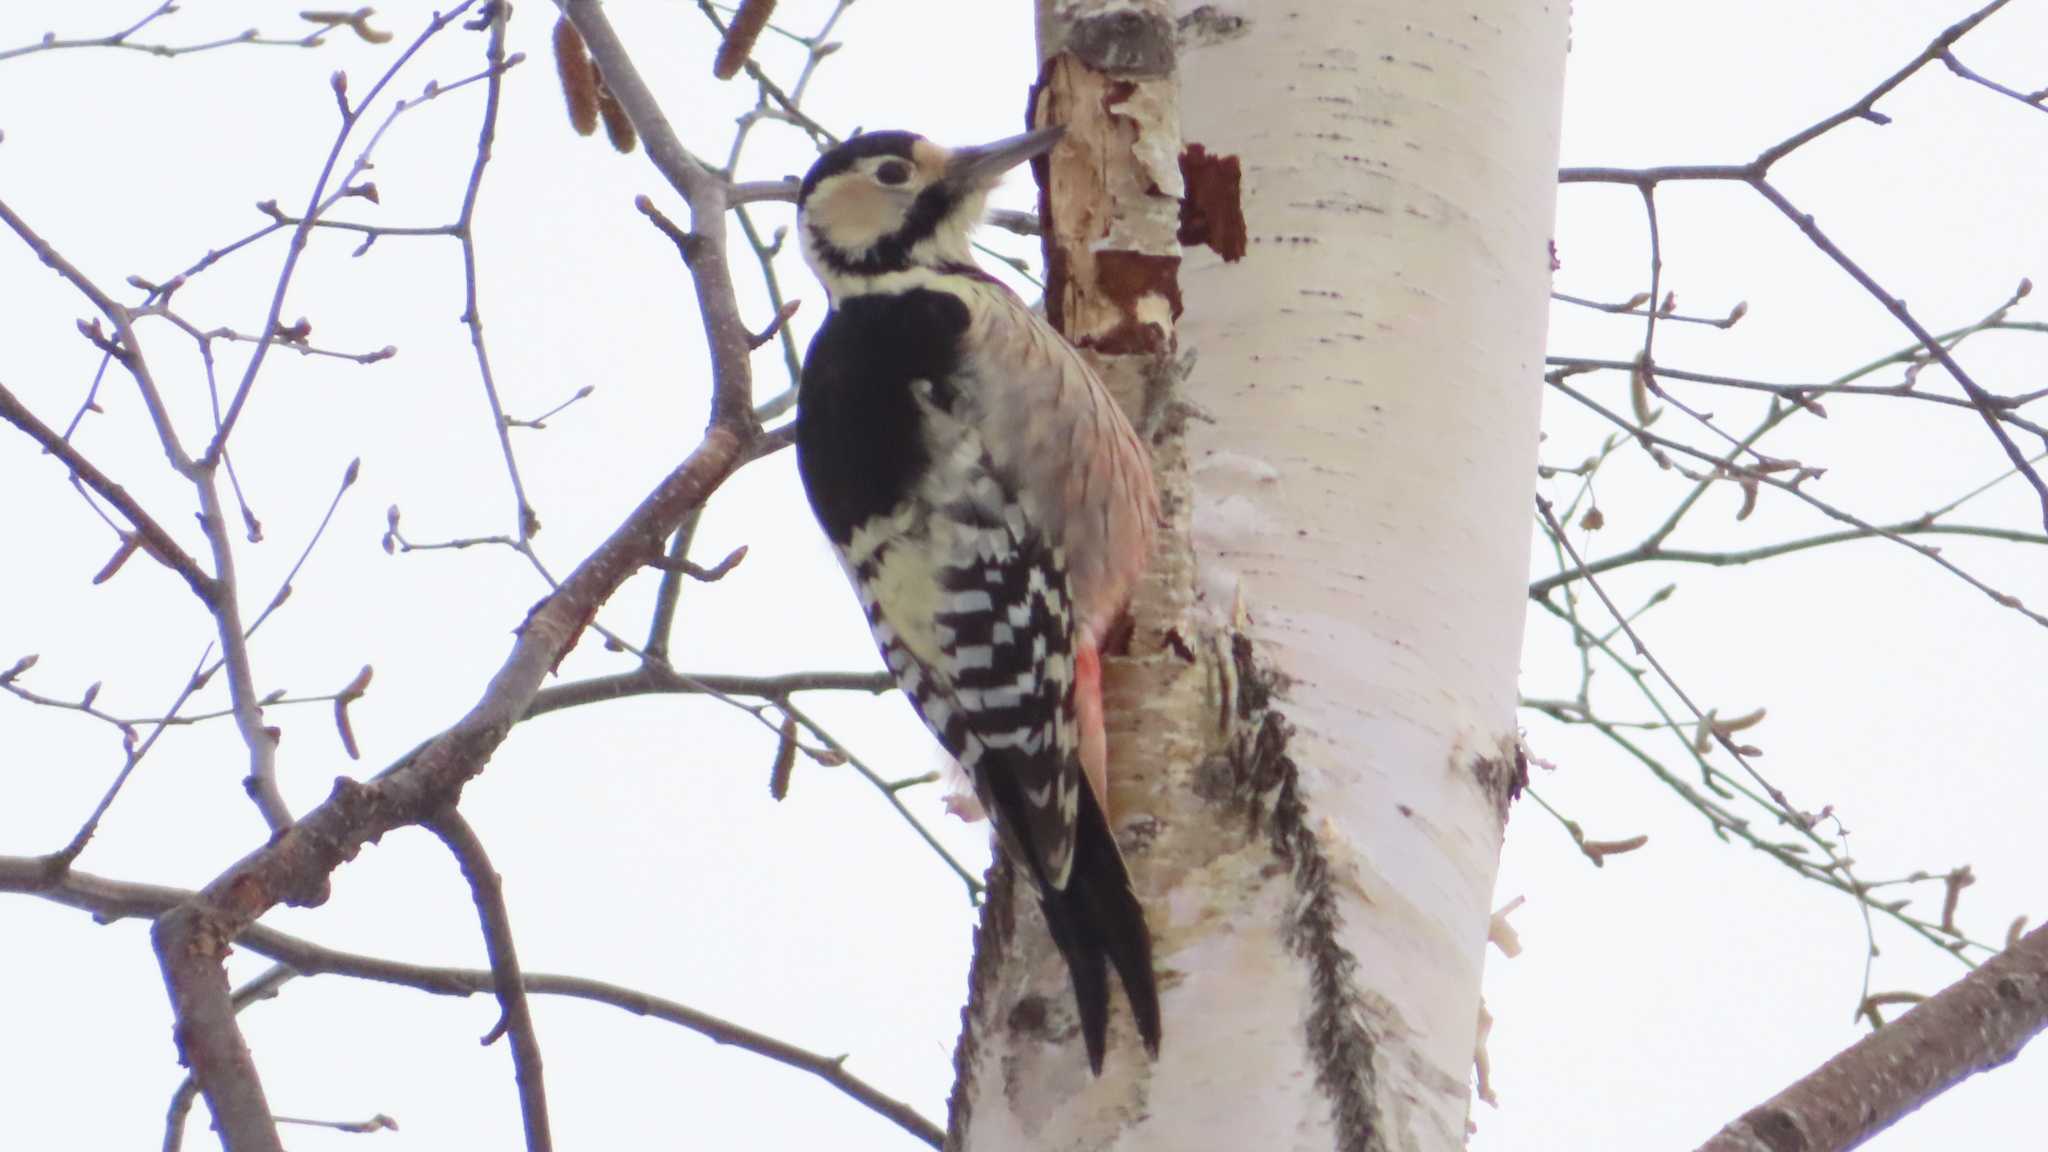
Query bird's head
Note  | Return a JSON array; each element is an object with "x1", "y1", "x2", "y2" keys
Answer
[{"x1": 797, "y1": 126, "x2": 1060, "y2": 297}]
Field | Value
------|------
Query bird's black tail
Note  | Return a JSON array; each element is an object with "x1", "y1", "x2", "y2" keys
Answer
[{"x1": 1034, "y1": 781, "x2": 1161, "y2": 1074}]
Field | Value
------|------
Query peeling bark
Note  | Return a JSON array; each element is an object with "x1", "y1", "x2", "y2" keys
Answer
[
  {"x1": 1176, "y1": 144, "x2": 1245, "y2": 261},
  {"x1": 1030, "y1": 0, "x2": 1186, "y2": 385},
  {"x1": 1471, "y1": 742, "x2": 1529, "y2": 826}
]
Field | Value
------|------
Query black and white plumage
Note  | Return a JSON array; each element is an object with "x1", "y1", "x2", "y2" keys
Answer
[{"x1": 792, "y1": 127, "x2": 1161, "y2": 1072}]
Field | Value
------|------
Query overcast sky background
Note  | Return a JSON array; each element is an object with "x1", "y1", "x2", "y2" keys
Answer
[{"x1": 2, "y1": 2, "x2": 2043, "y2": 1149}]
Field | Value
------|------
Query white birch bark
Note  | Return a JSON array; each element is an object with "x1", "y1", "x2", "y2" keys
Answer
[{"x1": 949, "y1": 4, "x2": 1568, "y2": 1149}]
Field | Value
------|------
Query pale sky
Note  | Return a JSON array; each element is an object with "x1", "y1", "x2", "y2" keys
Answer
[{"x1": 1, "y1": 2, "x2": 2043, "y2": 1150}]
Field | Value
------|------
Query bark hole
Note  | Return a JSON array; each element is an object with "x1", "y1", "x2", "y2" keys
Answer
[
  {"x1": 1068, "y1": 9, "x2": 1177, "y2": 77},
  {"x1": 1007, "y1": 994, "x2": 1053, "y2": 1040},
  {"x1": 1175, "y1": 6, "x2": 1248, "y2": 47},
  {"x1": 1471, "y1": 742, "x2": 1528, "y2": 826},
  {"x1": 1744, "y1": 1107, "x2": 1808, "y2": 1152}
]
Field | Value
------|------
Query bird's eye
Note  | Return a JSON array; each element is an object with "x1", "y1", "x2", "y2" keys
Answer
[{"x1": 875, "y1": 160, "x2": 913, "y2": 186}]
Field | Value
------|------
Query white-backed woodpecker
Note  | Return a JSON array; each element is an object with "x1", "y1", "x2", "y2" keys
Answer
[{"x1": 792, "y1": 126, "x2": 1162, "y2": 1073}]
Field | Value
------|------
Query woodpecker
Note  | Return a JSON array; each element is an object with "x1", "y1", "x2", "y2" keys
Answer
[{"x1": 792, "y1": 126, "x2": 1161, "y2": 1072}]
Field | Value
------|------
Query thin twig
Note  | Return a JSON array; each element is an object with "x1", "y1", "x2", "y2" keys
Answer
[
  {"x1": 1547, "y1": 377, "x2": 2048, "y2": 628},
  {"x1": 1750, "y1": 175, "x2": 2048, "y2": 527},
  {"x1": 0, "y1": 197, "x2": 195, "y2": 474},
  {"x1": 0, "y1": 6, "x2": 331, "y2": 63},
  {"x1": 0, "y1": 379, "x2": 215, "y2": 604},
  {"x1": 206, "y1": 4, "x2": 483, "y2": 464},
  {"x1": 456, "y1": 11, "x2": 538, "y2": 539},
  {"x1": 192, "y1": 454, "x2": 291, "y2": 832},
  {"x1": 1940, "y1": 50, "x2": 2048, "y2": 113},
  {"x1": 1530, "y1": 518, "x2": 2045, "y2": 597},
  {"x1": 427, "y1": 811, "x2": 551, "y2": 1152},
  {"x1": 781, "y1": 699, "x2": 985, "y2": 899}
]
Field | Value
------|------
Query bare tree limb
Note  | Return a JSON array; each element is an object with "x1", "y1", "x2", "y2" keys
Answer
[
  {"x1": 781, "y1": 697, "x2": 985, "y2": 899},
  {"x1": 524, "y1": 666, "x2": 893, "y2": 718},
  {"x1": 1697, "y1": 924, "x2": 2048, "y2": 1152},
  {"x1": 427, "y1": 811, "x2": 551, "y2": 1152},
  {"x1": 1529, "y1": 520, "x2": 2048, "y2": 598},
  {"x1": 455, "y1": 10, "x2": 539, "y2": 539},
  {"x1": 272, "y1": 1112, "x2": 399, "y2": 1134},
  {"x1": 522, "y1": 665, "x2": 982, "y2": 894},
  {"x1": 0, "y1": 857, "x2": 941, "y2": 1150},
  {"x1": 0, "y1": 378, "x2": 215, "y2": 604},
  {"x1": 0, "y1": 197, "x2": 195, "y2": 474},
  {"x1": 193, "y1": 462, "x2": 292, "y2": 832},
  {"x1": 163, "y1": 965, "x2": 297, "y2": 1152},
  {"x1": 0, "y1": 3, "x2": 335, "y2": 62},
  {"x1": 1940, "y1": 50, "x2": 2048, "y2": 113},
  {"x1": 562, "y1": 0, "x2": 753, "y2": 428},
  {"x1": 147, "y1": 3, "x2": 767, "y2": 1142},
  {"x1": 1544, "y1": 341, "x2": 2048, "y2": 443}
]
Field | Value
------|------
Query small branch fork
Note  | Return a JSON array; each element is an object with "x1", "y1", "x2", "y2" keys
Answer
[{"x1": 1557, "y1": 0, "x2": 2048, "y2": 533}]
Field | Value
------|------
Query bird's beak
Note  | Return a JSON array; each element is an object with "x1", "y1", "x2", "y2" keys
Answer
[{"x1": 945, "y1": 126, "x2": 1064, "y2": 192}]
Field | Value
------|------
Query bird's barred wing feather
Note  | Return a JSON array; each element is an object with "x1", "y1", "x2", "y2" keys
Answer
[
  {"x1": 948, "y1": 287, "x2": 1157, "y2": 640},
  {"x1": 847, "y1": 447, "x2": 1085, "y2": 889}
]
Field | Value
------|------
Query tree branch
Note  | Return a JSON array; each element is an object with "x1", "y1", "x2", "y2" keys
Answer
[
  {"x1": 563, "y1": 0, "x2": 754, "y2": 429},
  {"x1": 1697, "y1": 923, "x2": 2048, "y2": 1152},
  {"x1": 1547, "y1": 377, "x2": 2048, "y2": 629},
  {"x1": 193, "y1": 464, "x2": 292, "y2": 832},
  {"x1": 1528, "y1": 521, "x2": 2047, "y2": 598},
  {"x1": 0, "y1": 196, "x2": 195, "y2": 474},
  {"x1": 0, "y1": 857, "x2": 940, "y2": 1149},
  {"x1": 524, "y1": 665, "x2": 893, "y2": 719},
  {"x1": 0, "y1": 4, "x2": 335, "y2": 62},
  {"x1": 454, "y1": 10, "x2": 539, "y2": 540},
  {"x1": 1748, "y1": 175, "x2": 2048, "y2": 529},
  {"x1": 163, "y1": 965, "x2": 297, "y2": 1152},
  {"x1": 0, "y1": 379, "x2": 216, "y2": 605},
  {"x1": 428, "y1": 811, "x2": 551, "y2": 1152},
  {"x1": 147, "y1": 4, "x2": 766, "y2": 1142}
]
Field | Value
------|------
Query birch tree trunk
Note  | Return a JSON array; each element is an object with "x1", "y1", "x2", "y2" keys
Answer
[{"x1": 947, "y1": 3, "x2": 1569, "y2": 1148}]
